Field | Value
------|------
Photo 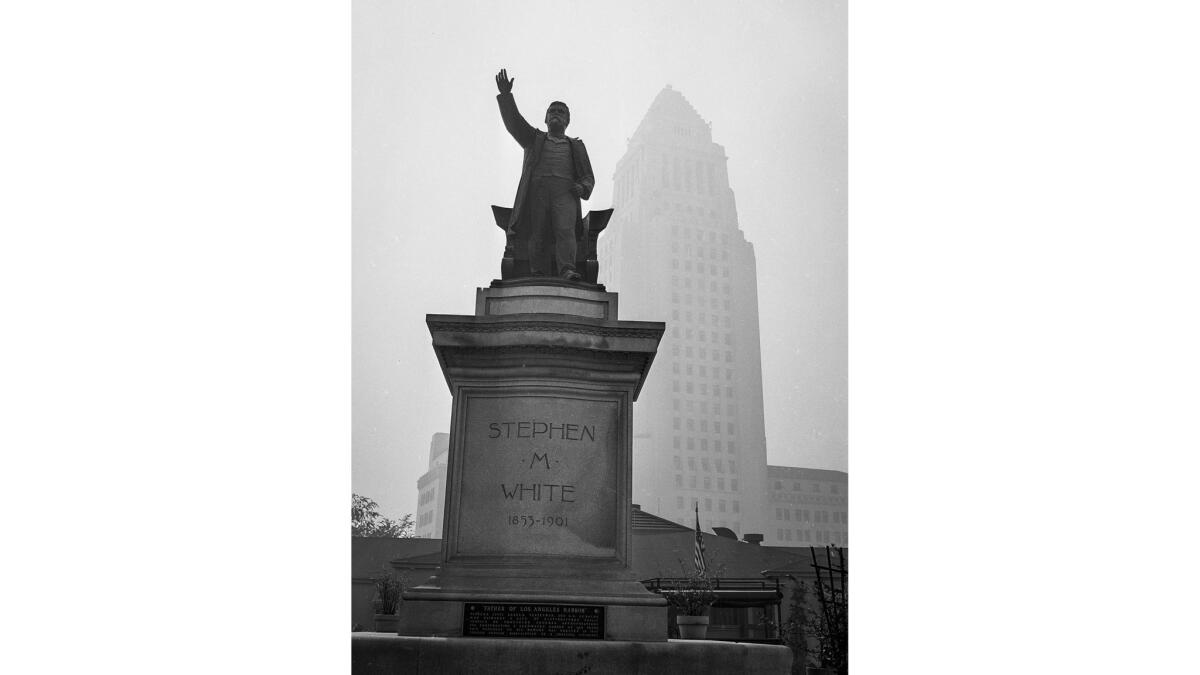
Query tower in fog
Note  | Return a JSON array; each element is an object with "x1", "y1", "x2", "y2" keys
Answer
[{"x1": 597, "y1": 86, "x2": 769, "y2": 538}]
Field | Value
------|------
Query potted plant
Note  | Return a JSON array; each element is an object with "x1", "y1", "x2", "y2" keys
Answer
[
  {"x1": 664, "y1": 572, "x2": 717, "y2": 639},
  {"x1": 372, "y1": 574, "x2": 404, "y2": 632}
]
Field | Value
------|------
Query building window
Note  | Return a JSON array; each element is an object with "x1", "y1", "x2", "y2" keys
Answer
[
  {"x1": 675, "y1": 474, "x2": 682, "y2": 487},
  {"x1": 676, "y1": 496, "x2": 684, "y2": 509},
  {"x1": 704, "y1": 498, "x2": 712, "y2": 512},
  {"x1": 673, "y1": 456, "x2": 682, "y2": 469}
]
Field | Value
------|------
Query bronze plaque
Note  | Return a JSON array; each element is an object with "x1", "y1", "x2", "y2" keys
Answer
[{"x1": 462, "y1": 602, "x2": 605, "y2": 640}]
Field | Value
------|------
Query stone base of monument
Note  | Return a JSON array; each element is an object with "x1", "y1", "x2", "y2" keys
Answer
[
  {"x1": 398, "y1": 280, "x2": 669, "y2": 643},
  {"x1": 352, "y1": 634, "x2": 793, "y2": 674}
]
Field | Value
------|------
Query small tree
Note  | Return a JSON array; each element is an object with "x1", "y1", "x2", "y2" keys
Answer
[
  {"x1": 778, "y1": 578, "x2": 813, "y2": 674},
  {"x1": 352, "y1": 493, "x2": 415, "y2": 538},
  {"x1": 663, "y1": 572, "x2": 717, "y2": 616}
]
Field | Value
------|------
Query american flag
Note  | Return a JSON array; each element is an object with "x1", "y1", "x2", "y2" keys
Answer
[{"x1": 693, "y1": 502, "x2": 707, "y2": 576}]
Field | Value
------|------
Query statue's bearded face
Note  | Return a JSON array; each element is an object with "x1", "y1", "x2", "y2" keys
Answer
[{"x1": 545, "y1": 103, "x2": 570, "y2": 130}]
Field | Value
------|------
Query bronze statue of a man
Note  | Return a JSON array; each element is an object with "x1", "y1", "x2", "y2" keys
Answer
[{"x1": 495, "y1": 68, "x2": 595, "y2": 281}]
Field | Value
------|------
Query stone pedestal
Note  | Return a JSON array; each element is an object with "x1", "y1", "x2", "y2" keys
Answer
[{"x1": 399, "y1": 279, "x2": 668, "y2": 641}]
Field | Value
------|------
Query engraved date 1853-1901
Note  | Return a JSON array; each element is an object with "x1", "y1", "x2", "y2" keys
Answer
[{"x1": 508, "y1": 514, "x2": 568, "y2": 527}]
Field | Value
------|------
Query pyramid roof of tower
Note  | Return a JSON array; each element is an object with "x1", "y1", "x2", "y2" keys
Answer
[{"x1": 630, "y1": 85, "x2": 710, "y2": 142}]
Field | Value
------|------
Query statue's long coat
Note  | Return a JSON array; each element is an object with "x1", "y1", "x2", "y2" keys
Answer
[{"x1": 496, "y1": 92, "x2": 595, "y2": 236}]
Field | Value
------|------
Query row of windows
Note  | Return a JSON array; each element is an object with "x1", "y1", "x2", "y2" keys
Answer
[
  {"x1": 670, "y1": 362, "x2": 734, "y2": 382},
  {"x1": 669, "y1": 381, "x2": 734, "y2": 402},
  {"x1": 669, "y1": 325, "x2": 734, "y2": 346},
  {"x1": 671, "y1": 309, "x2": 731, "y2": 328},
  {"x1": 674, "y1": 455, "x2": 738, "y2": 474},
  {"x1": 671, "y1": 398, "x2": 737, "y2": 417},
  {"x1": 672, "y1": 416, "x2": 736, "y2": 435},
  {"x1": 671, "y1": 376, "x2": 731, "y2": 394},
  {"x1": 675, "y1": 494, "x2": 741, "y2": 514},
  {"x1": 672, "y1": 379, "x2": 736, "y2": 397},
  {"x1": 418, "y1": 488, "x2": 437, "y2": 506},
  {"x1": 773, "y1": 492, "x2": 848, "y2": 506},
  {"x1": 671, "y1": 277, "x2": 732, "y2": 295},
  {"x1": 670, "y1": 343, "x2": 730, "y2": 361},
  {"x1": 670, "y1": 226, "x2": 732, "y2": 248},
  {"x1": 772, "y1": 480, "x2": 845, "y2": 495},
  {"x1": 417, "y1": 511, "x2": 436, "y2": 527},
  {"x1": 674, "y1": 474, "x2": 740, "y2": 492},
  {"x1": 671, "y1": 295, "x2": 731, "y2": 311},
  {"x1": 774, "y1": 509, "x2": 847, "y2": 524},
  {"x1": 777, "y1": 529, "x2": 846, "y2": 545},
  {"x1": 671, "y1": 436, "x2": 738, "y2": 453},
  {"x1": 671, "y1": 259, "x2": 730, "y2": 278}
]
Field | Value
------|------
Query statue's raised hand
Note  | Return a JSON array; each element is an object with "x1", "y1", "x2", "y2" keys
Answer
[{"x1": 495, "y1": 69, "x2": 514, "y2": 94}]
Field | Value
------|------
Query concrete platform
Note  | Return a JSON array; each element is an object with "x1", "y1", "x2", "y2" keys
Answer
[{"x1": 352, "y1": 633, "x2": 792, "y2": 674}]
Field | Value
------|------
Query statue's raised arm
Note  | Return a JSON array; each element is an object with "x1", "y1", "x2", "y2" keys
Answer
[{"x1": 495, "y1": 69, "x2": 536, "y2": 149}]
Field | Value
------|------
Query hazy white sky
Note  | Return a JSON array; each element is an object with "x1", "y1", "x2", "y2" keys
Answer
[{"x1": 353, "y1": 0, "x2": 846, "y2": 521}]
